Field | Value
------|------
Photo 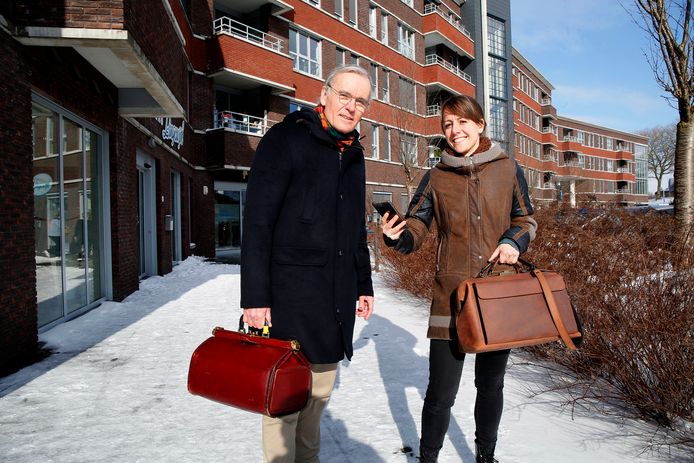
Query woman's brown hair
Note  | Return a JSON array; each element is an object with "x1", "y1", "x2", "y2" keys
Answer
[{"x1": 440, "y1": 95, "x2": 486, "y2": 135}]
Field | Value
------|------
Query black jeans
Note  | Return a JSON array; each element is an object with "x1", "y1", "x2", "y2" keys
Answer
[{"x1": 419, "y1": 339, "x2": 510, "y2": 461}]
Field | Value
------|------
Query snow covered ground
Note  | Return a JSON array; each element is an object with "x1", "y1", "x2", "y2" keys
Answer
[{"x1": 0, "y1": 257, "x2": 689, "y2": 462}]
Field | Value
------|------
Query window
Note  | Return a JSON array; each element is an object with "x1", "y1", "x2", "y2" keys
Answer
[
  {"x1": 397, "y1": 23, "x2": 415, "y2": 59},
  {"x1": 369, "y1": 6, "x2": 378, "y2": 37},
  {"x1": 350, "y1": 53, "x2": 359, "y2": 65},
  {"x1": 400, "y1": 132, "x2": 417, "y2": 166},
  {"x1": 488, "y1": 98, "x2": 506, "y2": 142},
  {"x1": 381, "y1": 13, "x2": 389, "y2": 44},
  {"x1": 488, "y1": 16, "x2": 506, "y2": 57},
  {"x1": 382, "y1": 70, "x2": 390, "y2": 102},
  {"x1": 290, "y1": 102, "x2": 312, "y2": 113},
  {"x1": 401, "y1": 0, "x2": 413, "y2": 7},
  {"x1": 336, "y1": 47, "x2": 345, "y2": 65},
  {"x1": 371, "y1": 125, "x2": 379, "y2": 159},
  {"x1": 370, "y1": 64, "x2": 378, "y2": 99},
  {"x1": 488, "y1": 56, "x2": 506, "y2": 99},
  {"x1": 289, "y1": 29, "x2": 321, "y2": 77},
  {"x1": 334, "y1": 0, "x2": 343, "y2": 17},
  {"x1": 372, "y1": 192, "x2": 393, "y2": 222},
  {"x1": 305, "y1": 0, "x2": 319, "y2": 4},
  {"x1": 349, "y1": 0, "x2": 357, "y2": 25},
  {"x1": 399, "y1": 77, "x2": 415, "y2": 112},
  {"x1": 383, "y1": 128, "x2": 391, "y2": 161},
  {"x1": 401, "y1": 193, "x2": 409, "y2": 213}
]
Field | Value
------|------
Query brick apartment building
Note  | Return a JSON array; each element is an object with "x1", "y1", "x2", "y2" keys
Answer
[
  {"x1": 0, "y1": 0, "x2": 646, "y2": 374},
  {"x1": 511, "y1": 48, "x2": 649, "y2": 206}
]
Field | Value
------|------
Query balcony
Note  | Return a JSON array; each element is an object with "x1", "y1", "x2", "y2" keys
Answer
[
  {"x1": 209, "y1": 22, "x2": 293, "y2": 94},
  {"x1": 541, "y1": 102, "x2": 557, "y2": 119},
  {"x1": 556, "y1": 160, "x2": 583, "y2": 179},
  {"x1": 424, "y1": 55, "x2": 472, "y2": 82},
  {"x1": 541, "y1": 97, "x2": 552, "y2": 105},
  {"x1": 541, "y1": 126, "x2": 558, "y2": 146},
  {"x1": 213, "y1": 17, "x2": 284, "y2": 53},
  {"x1": 213, "y1": 111, "x2": 277, "y2": 136},
  {"x1": 560, "y1": 135, "x2": 583, "y2": 151},
  {"x1": 423, "y1": 55, "x2": 474, "y2": 95},
  {"x1": 214, "y1": 0, "x2": 293, "y2": 16},
  {"x1": 422, "y1": 4, "x2": 474, "y2": 59}
]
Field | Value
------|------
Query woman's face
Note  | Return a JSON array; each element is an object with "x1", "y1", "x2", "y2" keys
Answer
[{"x1": 442, "y1": 111, "x2": 485, "y2": 156}]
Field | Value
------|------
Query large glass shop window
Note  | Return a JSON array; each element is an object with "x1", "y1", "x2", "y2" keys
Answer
[{"x1": 32, "y1": 101, "x2": 104, "y2": 328}]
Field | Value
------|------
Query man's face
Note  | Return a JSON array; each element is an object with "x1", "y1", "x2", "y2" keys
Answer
[{"x1": 319, "y1": 72, "x2": 371, "y2": 134}]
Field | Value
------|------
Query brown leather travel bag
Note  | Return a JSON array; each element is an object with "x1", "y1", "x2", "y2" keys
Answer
[
  {"x1": 188, "y1": 317, "x2": 312, "y2": 417},
  {"x1": 456, "y1": 259, "x2": 582, "y2": 353}
]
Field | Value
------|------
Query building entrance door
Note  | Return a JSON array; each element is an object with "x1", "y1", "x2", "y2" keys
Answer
[{"x1": 137, "y1": 152, "x2": 157, "y2": 278}]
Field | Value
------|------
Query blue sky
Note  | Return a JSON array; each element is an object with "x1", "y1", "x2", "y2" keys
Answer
[{"x1": 510, "y1": 0, "x2": 680, "y2": 135}]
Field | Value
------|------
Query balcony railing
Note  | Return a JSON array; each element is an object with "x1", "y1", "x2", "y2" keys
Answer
[
  {"x1": 542, "y1": 126, "x2": 558, "y2": 135},
  {"x1": 563, "y1": 135, "x2": 578, "y2": 142},
  {"x1": 428, "y1": 157, "x2": 441, "y2": 168},
  {"x1": 423, "y1": 3, "x2": 471, "y2": 38},
  {"x1": 426, "y1": 104, "x2": 441, "y2": 116},
  {"x1": 616, "y1": 187, "x2": 632, "y2": 194},
  {"x1": 425, "y1": 54, "x2": 472, "y2": 83},
  {"x1": 543, "y1": 182, "x2": 556, "y2": 189},
  {"x1": 214, "y1": 111, "x2": 277, "y2": 136},
  {"x1": 541, "y1": 97, "x2": 551, "y2": 105},
  {"x1": 214, "y1": 17, "x2": 284, "y2": 53},
  {"x1": 616, "y1": 167, "x2": 631, "y2": 173}
]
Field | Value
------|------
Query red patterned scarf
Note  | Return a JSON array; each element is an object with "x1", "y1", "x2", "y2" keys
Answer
[{"x1": 315, "y1": 105, "x2": 356, "y2": 152}]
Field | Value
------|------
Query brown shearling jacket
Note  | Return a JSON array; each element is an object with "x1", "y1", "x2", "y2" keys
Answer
[{"x1": 387, "y1": 139, "x2": 537, "y2": 339}]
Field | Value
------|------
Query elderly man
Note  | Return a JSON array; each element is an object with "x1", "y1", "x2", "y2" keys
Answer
[{"x1": 240, "y1": 64, "x2": 375, "y2": 463}]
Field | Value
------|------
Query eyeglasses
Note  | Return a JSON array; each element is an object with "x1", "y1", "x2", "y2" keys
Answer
[{"x1": 326, "y1": 85, "x2": 370, "y2": 112}]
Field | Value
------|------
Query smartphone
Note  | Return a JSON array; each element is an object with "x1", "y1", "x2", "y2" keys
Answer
[{"x1": 372, "y1": 201, "x2": 404, "y2": 225}]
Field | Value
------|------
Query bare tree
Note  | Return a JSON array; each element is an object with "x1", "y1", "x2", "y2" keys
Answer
[
  {"x1": 632, "y1": 0, "x2": 693, "y2": 237},
  {"x1": 639, "y1": 124, "x2": 677, "y2": 198}
]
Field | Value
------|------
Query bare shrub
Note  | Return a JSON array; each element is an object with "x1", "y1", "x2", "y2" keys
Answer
[
  {"x1": 378, "y1": 204, "x2": 694, "y2": 452},
  {"x1": 378, "y1": 226, "x2": 437, "y2": 301}
]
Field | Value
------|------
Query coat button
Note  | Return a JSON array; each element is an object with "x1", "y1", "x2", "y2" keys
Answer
[
  {"x1": 477, "y1": 216, "x2": 481, "y2": 220},
  {"x1": 338, "y1": 250, "x2": 343, "y2": 257},
  {"x1": 340, "y1": 193, "x2": 344, "y2": 199}
]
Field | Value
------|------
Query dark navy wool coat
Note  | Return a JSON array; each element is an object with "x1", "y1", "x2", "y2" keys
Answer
[{"x1": 240, "y1": 109, "x2": 374, "y2": 364}]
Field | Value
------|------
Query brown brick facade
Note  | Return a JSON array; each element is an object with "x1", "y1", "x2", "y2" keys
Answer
[{"x1": 0, "y1": 30, "x2": 38, "y2": 375}]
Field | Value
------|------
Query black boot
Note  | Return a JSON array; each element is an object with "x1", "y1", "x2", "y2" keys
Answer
[{"x1": 476, "y1": 442, "x2": 498, "y2": 463}]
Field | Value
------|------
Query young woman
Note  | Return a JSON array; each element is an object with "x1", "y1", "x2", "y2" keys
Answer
[{"x1": 381, "y1": 95, "x2": 537, "y2": 463}]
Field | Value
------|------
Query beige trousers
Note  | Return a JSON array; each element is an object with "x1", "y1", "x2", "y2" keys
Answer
[{"x1": 262, "y1": 363, "x2": 338, "y2": 463}]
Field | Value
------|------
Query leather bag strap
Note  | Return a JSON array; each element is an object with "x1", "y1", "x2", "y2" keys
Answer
[{"x1": 533, "y1": 269, "x2": 577, "y2": 350}]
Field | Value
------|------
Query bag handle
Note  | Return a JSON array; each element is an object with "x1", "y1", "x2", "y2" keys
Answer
[
  {"x1": 238, "y1": 315, "x2": 269, "y2": 338},
  {"x1": 533, "y1": 269, "x2": 577, "y2": 350},
  {"x1": 476, "y1": 257, "x2": 536, "y2": 278}
]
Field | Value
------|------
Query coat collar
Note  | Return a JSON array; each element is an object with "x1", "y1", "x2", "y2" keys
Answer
[
  {"x1": 291, "y1": 109, "x2": 364, "y2": 153},
  {"x1": 438, "y1": 140, "x2": 507, "y2": 172}
]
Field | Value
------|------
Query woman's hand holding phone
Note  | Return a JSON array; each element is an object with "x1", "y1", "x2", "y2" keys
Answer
[{"x1": 381, "y1": 212, "x2": 407, "y2": 240}]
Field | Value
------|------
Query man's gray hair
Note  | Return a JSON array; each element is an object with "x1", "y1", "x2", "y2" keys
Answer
[{"x1": 324, "y1": 64, "x2": 373, "y2": 101}]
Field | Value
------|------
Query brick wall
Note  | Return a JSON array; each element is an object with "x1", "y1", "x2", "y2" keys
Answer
[
  {"x1": 0, "y1": 32, "x2": 38, "y2": 375},
  {"x1": 110, "y1": 119, "x2": 139, "y2": 301},
  {"x1": 126, "y1": 1, "x2": 188, "y2": 112},
  {"x1": 190, "y1": 72, "x2": 213, "y2": 130},
  {"x1": 9, "y1": 1, "x2": 125, "y2": 29}
]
